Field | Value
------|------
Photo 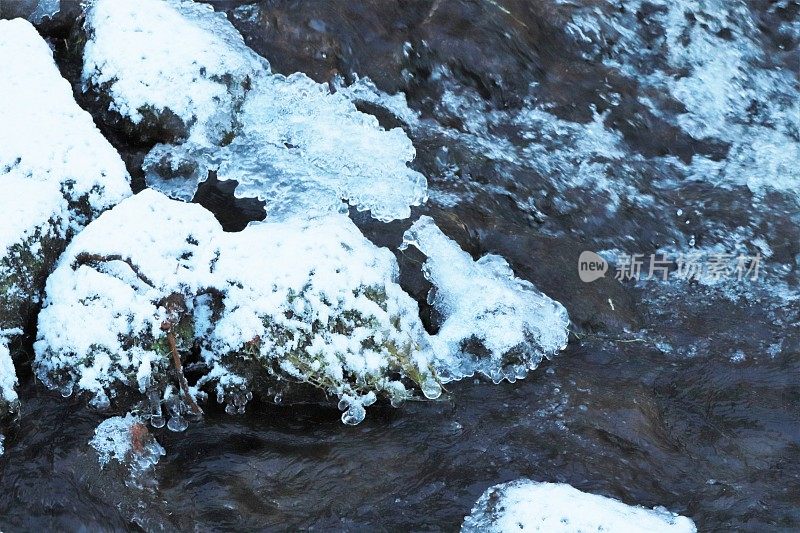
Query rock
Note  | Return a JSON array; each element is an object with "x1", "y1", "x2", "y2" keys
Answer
[
  {"x1": 34, "y1": 190, "x2": 442, "y2": 426},
  {"x1": 81, "y1": 0, "x2": 265, "y2": 145},
  {"x1": 0, "y1": 18, "x2": 131, "y2": 337},
  {"x1": 82, "y1": 0, "x2": 426, "y2": 222},
  {"x1": 462, "y1": 479, "x2": 697, "y2": 532}
]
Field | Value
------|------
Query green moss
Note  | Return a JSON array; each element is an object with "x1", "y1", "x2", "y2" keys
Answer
[{"x1": 0, "y1": 220, "x2": 65, "y2": 332}]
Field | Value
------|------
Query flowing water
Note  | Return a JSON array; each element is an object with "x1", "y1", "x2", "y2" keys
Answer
[{"x1": 1, "y1": 0, "x2": 799, "y2": 530}]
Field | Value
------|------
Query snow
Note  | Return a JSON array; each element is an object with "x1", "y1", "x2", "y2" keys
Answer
[
  {"x1": 462, "y1": 480, "x2": 697, "y2": 532},
  {"x1": 0, "y1": 339, "x2": 18, "y2": 457},
  {"x1": 402, "y1": 216, "x2": 569, "y2": 382},
  {"x1": 35, "y1": 190, "x2": 440, "y2": 426},
  {"x1": 83, "y1": 0, "x2": 426, "y2": 222},
  {"x1": 0, "y1": 18, "x2": 130, "y2": 216},
  {"x1": 0, "y1": 340, "x2": 18, "y2": 408},
  {"x1": 0, "y1": 18, "x2": 129, "y2": 340}
]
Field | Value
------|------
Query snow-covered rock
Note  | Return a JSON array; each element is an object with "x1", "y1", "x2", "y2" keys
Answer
[
  {"x1": 0, "y1": 18, "x2": 130, "y2": 335},
  {"x1": 402, "y1": 216, "x2": 569, "y2": 383},
  {"x1": 0, "y1": 340, "x2": 18, "y2": 422},
  {"x1": 35, "y1": 190, "x2": 441, "y2": 427},
  {"x1": 82, "y1": 0, "x2": 426, "y2": 222},
  {"x1": 82, "y1": 0, "x2": 264, "y2": 144},
  {"x1": 462, "y1": 480, "x2": 697, "y2": 532}
]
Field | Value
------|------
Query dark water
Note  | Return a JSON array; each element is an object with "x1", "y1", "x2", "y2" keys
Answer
[{"x1": 2, "y1": 0, "x2": 799, "y2": 530}]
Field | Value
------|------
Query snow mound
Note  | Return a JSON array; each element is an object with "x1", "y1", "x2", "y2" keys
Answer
[
  {"x1": 90, "y1": 413, "x2": 165, "y2": 487},
  {"x1": 83, "y1": 0, "x2": 426, "y2": 222},
  {"x1": 35, "y1": 190, "x2": 441, "y2": 426},
  {"x1": 462, "y1": 480, "x2": 696, "y2": 532},
  {"x1": 402, "y1": 216, "x2": 569, "y2": 382}
]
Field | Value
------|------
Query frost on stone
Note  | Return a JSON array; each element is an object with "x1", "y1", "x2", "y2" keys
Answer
[
  {"x1": 35, "y1": 190, "x2": 441, "y2": 427},
  {"x1": 0, "y1": 19, "x2": 130, "y2": 335},
  {"x1": 402, "y1": 216, "x2": 569, "y2": 383},
  {"x1": 82, "y1": 0, "x2": 426, "y2": 222},
  {"x1": 90, "y1": 413, "x2": 165, "y2": 487},
  {"x1": 462, "y1": 480, "x2": 697, "y2": 533}
]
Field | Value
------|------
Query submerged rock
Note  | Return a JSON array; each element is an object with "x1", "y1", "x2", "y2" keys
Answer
[
  {"x1": 462, "y1": 479, "x2": 696, "y2": 532},
  {"x1": 402, "y1": 216, "x2": 569, "y2": 383},
  {"x1": 34, "y1": 190, "x2": 441, "y2": 425},
  {"x1": 0, "y1": 19, "x2": 130, "y2": 343},
  {"x1": 82, "y1": 0, "x2": 427, "y2": 222}
]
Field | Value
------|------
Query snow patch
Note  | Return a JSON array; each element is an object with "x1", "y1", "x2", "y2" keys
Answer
[
  {"x1": 0, "y1": 18, "x2": 130, "y2": 215},
  {"x1": 462, "y1": 479, "x2": 696, "y2": 532}
]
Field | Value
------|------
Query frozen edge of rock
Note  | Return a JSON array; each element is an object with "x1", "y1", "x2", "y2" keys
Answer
[
  {"x1": 82, "y1": 0, "x2": 427, "y2": 222},
  {"x1": 462, "y1": 480, "x2": 697, "y2": 533},
  {"x1": 402, "y1": 216, "x2": 570, "y2": 383},
  {"x1": 35, "y1": 190, "x2": 441, "y2": 427}
]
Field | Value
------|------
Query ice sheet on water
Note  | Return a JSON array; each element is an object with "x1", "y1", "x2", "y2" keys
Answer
[
  {"x1": 28, "y1": 0, "x2": 60, "y2": 24},
  {"x1": 462, "y1": 479, "x2": 696, "y2": 532},
  {"x1": 84, "y1": 0, "x2": 426, "y2": 222},
  {"x1": 402, "y1": 216, "x2": 569, "y2": 383},
  {"x1": 35, "y1": 190, "x2": 440, "y2": 425}
]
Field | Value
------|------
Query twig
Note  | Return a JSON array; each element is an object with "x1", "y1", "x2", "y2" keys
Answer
[{"x1": 162, "y1": 321, "x2": 203, "y2": 416}]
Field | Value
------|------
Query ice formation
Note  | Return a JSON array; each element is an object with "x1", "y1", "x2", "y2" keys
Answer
[
  {"x1": 82, "y1": 0, "x2": 427, "y2": 222},
  {"x1": 0, "y1": 19, "x2": 130, "y2": 340},
  {"x1": 402, "y1": 216, "x2": 569, "y2": 382},
  {"x1": 563, "y1": 0, "x2": 800, "y2": 200},
  {"x1": 35, "y1": 191, "x2": 441, "y2": 426},
  {"x1": 462, "y1": 480, "x2": 697, "y2": 532},
  {"x1": 90, "y1": 413, "x2": 166, "y2": 487}
]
